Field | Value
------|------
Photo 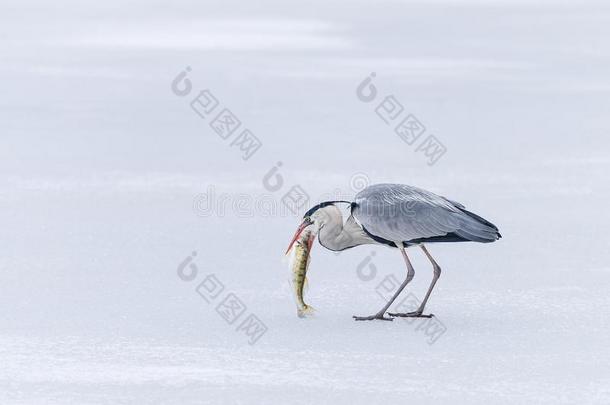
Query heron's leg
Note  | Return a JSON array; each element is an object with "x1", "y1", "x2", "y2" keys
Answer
[
  {"x1": 389, "y1": 244, "x2": 440, "y2": 318},
  {"x1": 353, "y1": 243, "x2": 414, "y2": 321}
]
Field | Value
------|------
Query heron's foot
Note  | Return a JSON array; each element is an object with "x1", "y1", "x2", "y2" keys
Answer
[
  {"x1": 388, "y1": 311, "x2": 434, "y2": 318},
  {"x1": 353, "y1": 312, "x2": 393, "y2": 321}
]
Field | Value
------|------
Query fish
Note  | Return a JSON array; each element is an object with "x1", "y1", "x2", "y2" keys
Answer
[{"x1": 287, "y1": 230, "x2": 316, "y2": 318}]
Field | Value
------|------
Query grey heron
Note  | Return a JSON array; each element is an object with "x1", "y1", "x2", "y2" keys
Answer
[{"x1": 285, "y1": 183, "x2": 501, "y2": 321}]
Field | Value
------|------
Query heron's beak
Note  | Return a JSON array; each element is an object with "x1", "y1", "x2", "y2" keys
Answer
[{"x1": 285, "y1": 219, "x2": 313, "y2": 255}]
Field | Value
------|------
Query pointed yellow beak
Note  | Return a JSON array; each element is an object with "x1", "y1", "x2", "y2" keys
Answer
[{"x1": 285, "y1": 219, "x2": 312, "y2": 255}]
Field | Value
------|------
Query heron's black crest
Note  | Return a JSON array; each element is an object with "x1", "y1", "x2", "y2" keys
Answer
[{"x1": 303, "y1": 200, "x2": 352, "y2": 218}]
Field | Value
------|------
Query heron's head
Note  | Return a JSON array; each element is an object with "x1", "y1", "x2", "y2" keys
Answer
[{"x1": 285, "y1": 201, "x2": 350, "y2": 254}]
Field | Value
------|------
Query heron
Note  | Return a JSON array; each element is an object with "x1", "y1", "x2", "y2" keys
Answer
[{"x1": 285, "y1": 183, "x2": 501, "y2": 321}]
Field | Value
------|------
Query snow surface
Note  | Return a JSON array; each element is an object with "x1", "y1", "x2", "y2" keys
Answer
[{"x1": 2, "y1": 0, "x2": 610, "y2": 403}]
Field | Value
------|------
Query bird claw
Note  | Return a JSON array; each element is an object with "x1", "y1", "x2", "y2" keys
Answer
[
  {"x1": 352, "y1": 313, "x2": 393, "y2": 321},
  {"x1": 388, "y1": 311, "x2": 434, "y2": 318}
]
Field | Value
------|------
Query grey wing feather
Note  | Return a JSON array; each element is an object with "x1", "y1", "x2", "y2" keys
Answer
[{"x1": 353, "y1": 184, "x2": 500, "y2": 244}]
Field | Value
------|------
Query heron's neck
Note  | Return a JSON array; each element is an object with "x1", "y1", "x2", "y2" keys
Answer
[
  {"x1": 318, "y1": 210, "x2": 360, "y2": 251},
  {"x1": 319, "y1": 212, "x2": 344, "y2": 243}
]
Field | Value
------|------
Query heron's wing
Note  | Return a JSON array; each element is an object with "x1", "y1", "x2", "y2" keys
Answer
[{"x1": 353, "y1": 184, "x2": 499, "y2": 243}]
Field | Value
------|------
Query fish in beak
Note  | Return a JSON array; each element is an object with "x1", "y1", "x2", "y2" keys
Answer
[
  {"x1": 286, "y1": 218, "x2": 316, "y2": 318},
  {"x1": 285, "y1": 217, "x2": 314, "y2": 255}
]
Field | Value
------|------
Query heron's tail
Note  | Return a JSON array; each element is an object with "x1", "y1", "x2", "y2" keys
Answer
[{"x1": 455, "y1": 208, "x2": 502, "y2": 243}]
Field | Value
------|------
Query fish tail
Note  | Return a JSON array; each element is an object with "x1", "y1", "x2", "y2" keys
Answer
[{"x1": 297, "y1": 305, "x2": 315, "y2": 318}]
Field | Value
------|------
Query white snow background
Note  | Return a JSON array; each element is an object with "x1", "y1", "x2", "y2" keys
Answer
[{"x1": 1, "y1": 0, "x2": 610, "y2": 404}]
